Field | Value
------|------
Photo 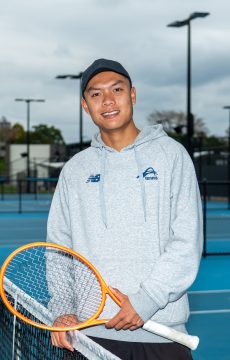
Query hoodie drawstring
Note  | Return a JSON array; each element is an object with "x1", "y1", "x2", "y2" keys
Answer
[
  {"x1": 134, "y1": 145, "x2": 147, "y2": 222},
  {"x1": 99, "y1": 147, "x2": 108, "y2": 227}
]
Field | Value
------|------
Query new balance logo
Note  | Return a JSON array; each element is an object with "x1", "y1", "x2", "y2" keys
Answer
[
  {"x1": 137, "y1": 167, "x2": 158, "y2": 180},
  {"x1": 86, "y1": 174, "x2": 101, "y2": 183}
]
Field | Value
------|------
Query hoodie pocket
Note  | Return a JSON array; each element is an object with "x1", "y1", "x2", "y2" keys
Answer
[{"x1": 152, "y1": 293, "x2": 190, "y2": 325}]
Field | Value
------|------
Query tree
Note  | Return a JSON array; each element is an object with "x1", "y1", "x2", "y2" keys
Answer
[
  {"x1": 147, "y1": 110, "x2": 209, "y2": 138},
  {"x1": 30, "y1": 124, "x2": 65, "y2": 144},
  {"x1": 0, "y1": 116, "x2": 12, "y2": 142},
  {"x1": 0, "y1": 159, "x2": 5, "y2": 174},
  {"x1": 0, "y1": 117, "x2": 65, "y2": 144},
  {"x1": 11, "y1": 123, "x2": 26, "y2": 143},
  {"x1": 201, "y1": 136, "x2": 226, "y2": 149}
]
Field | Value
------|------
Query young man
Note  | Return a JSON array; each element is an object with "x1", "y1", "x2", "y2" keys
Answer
[{"x1": 47, "y1": 58, "x2": 203, "y2": 359}]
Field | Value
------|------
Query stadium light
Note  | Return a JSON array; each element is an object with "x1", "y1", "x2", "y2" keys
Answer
[
  {"x1": 15, "y1": 98, "x2": 45, "y2": 190},
  {"x1": 167, "y1": 12, "x2": 210, "y2": 160},
  {"x1": 223, "y1": 105, "x2": 230, "y2": 209},
  {"x1": 56, "y1": 73, "x2": 83, "y2": 148}
]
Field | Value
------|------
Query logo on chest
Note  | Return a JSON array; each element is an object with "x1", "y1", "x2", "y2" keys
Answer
[
  {"x1": 137, "y1": 167, "x2": 158, "y2": 180},
  {"x1": 86, "y1": 174, "x2": 101, "y2": 183},
  {"x1": 86, "y1": 167, "x2": 158, "y2": 183}
]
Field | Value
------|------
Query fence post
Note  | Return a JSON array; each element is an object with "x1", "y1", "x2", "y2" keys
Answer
[
  {"x1": 202, "y1": 178, "x2": 207, "y2": 257},
  {"x1": 34, "y1": 178, "x2": 38, "y2": 200},
  {"x1": 18, "y1": 180, "x2": 22, "y2": 214},
  {"x1": 0, "y1": 181, "x2": 4, "y2": 201}
]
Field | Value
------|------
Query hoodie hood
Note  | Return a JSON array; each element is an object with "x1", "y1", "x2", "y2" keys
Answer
[
  {"x1": 90, "y1": 125, "x2": 167, "y2": 227},
  {"x1": 91, "y1": 125, "x2": 167, "y2": 151}
]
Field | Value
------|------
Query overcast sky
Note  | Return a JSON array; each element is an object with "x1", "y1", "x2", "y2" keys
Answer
[{"x1": 1, "y1": 0, "x2": 230, "y2": 143}]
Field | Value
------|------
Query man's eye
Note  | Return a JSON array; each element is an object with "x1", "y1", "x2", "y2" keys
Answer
[
  {"x1": 114, "y1": 87, "x2": 123, "y2": 92},
  {"x1": 92, "y1": 92, "x2": 100, "y2": 97}
]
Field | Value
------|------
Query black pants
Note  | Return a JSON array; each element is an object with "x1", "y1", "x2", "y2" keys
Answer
[{"x1": 63, "y1": 336, "x2": 193, "y2": 360}]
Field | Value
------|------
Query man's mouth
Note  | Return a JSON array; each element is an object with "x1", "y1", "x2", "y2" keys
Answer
[{"x1": 101, "y1": 110, "x2": 120, "y2": 118}]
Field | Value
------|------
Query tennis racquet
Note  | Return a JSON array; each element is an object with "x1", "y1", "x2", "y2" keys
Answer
[{"x1": 0, "y1": 242, "x2": 199, "y2": 350}]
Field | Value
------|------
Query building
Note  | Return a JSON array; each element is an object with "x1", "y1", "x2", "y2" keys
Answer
[{"x1": 8, "y1": 143, "x2": 66, "y2": 180}]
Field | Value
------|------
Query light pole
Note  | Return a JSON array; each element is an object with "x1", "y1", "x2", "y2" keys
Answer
[
  {"x1": 223, "y1": 105, "x2": 230, "y2": 209},
  {"x1": 15, "y1": 98, "x2": 45, "y2": 190},
  {"x1": 167, "y1": 12, "x2": 210, "y2": 160},
  {"x1": 56, "y1": 73, "x2": 83, "y2": 148}
]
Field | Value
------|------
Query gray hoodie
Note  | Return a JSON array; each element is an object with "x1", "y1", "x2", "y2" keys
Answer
[{"x1": 47, "y1": 125, "x2": 203, "y2": 342}]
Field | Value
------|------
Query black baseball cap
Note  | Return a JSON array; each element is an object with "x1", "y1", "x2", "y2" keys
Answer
[{"x1": 81, "y1": 58, "x2": 132, "y2": 97}]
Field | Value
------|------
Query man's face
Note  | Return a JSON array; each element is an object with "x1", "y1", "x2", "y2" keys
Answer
[{"x1": 81, "y1": 71, "x2": 136, "y2": 133}]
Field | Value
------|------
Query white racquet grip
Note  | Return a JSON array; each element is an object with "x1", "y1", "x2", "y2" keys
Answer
[{"x1": 143, "y1": 320, "x2": 199, "y2": 350}]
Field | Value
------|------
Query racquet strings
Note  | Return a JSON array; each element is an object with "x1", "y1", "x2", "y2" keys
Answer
[{"x1": 3, "y1": 245, "x2": 103, "y2": 329}]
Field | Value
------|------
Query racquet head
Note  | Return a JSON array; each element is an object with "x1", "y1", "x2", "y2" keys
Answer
[
  {"x1": 0, "y1": 242, "x2": 200, "y2": 351},
  {"x1": 0, "y1": 242, "x2": 120, "y2": 331}
]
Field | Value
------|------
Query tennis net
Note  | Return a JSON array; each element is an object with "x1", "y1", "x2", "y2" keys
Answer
[{"x1": 0, "y1": 277, "x2": 120, "y2": 360}]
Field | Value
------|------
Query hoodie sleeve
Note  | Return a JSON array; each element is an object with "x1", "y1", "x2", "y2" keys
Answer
[
  {"x1": 129, "y1": 146, "x2": 203, "y2": 322},
  {"x1": 47, "y1": 168, "x2": 72, "y2": 248}
]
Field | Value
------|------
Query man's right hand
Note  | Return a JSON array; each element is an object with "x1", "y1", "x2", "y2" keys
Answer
[{"x1": 51, "y1": 314, "x2": 80, "y2": 351}]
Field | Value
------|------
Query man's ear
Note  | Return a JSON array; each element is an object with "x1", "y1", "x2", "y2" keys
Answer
[
  {"x1": 81, "y1": 98, "x2": 89, "y2": 114},
  {"x1": 131, "y1": 87, "x2": 136, "y2": 105}
]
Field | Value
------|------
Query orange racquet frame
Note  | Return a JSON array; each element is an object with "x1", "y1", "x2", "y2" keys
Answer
[{"x1": 0, "y1": 242, "x2": 122, "y2": 332}]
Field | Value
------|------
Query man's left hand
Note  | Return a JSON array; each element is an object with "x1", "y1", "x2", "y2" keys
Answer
[{"x1": 105, "y1": 287, "x2": 144, "y2": 331}]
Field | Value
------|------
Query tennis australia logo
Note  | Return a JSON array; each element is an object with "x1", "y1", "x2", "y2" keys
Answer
[
  {"x1": 86, "y1": 174, "x2": 101, "y2": 183},
  {"x1": 137, "y1": 167, "x2": 158, "y2": 180}
]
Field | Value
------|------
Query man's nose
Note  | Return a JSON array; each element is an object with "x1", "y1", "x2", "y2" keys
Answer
[{"x1": 103, "y1": 92, "x2": 115, "y2": 106}]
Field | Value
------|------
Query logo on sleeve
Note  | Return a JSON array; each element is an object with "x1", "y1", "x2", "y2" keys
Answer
[
  {"x1": 137, "y1": 167, "x2": 158, "y2": 180},
  {"x1": 86, "y1": 174, "x2": 101, "y2": 183}
]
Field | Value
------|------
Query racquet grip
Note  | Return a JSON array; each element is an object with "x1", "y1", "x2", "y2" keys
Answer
[{"x1": 143, "y1": 320, "x2": 199, "y2": 350}]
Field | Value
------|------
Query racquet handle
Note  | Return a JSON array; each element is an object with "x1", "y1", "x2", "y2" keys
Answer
[{"x1": 143, "y1": 320, "x2": 199, "y2": 350}]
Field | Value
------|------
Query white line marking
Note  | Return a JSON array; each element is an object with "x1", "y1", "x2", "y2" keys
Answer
[
  {"x1": 189, "y1": 289, "x2": 230, "y2": 294},
  {"x1": 191, "y1": 309, "x2": 230, "y2": 315}
]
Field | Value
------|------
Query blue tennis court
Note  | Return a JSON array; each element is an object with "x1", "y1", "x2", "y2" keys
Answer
[
  {"x1": 188, "y1": 255, "x2": 230, "y2": 359},
  {"x1": 0, "y1": 194, "x2": 53, "y2": 213},
  {"x1": 0, "y1": 209, "x2": 230, "y2": 359}
]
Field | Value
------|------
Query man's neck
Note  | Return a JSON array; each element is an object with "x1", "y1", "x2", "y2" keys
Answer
[{"x1": 100, "y1": 124, "x2": 140, "y2": 151}]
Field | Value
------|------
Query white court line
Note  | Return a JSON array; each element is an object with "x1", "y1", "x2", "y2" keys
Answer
[
  {"x1": 189, "y1": 289, "x2": 230, "y2": 294},
  {"x1": 191, "y1": 309, "x2": 230, "y2": 315},
  {"x1": 189, "y1": 289, "x2": 230, "y2": 315}
]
